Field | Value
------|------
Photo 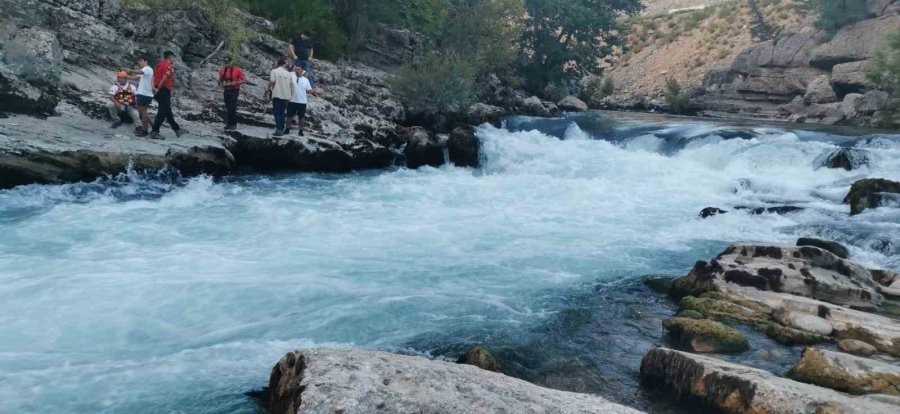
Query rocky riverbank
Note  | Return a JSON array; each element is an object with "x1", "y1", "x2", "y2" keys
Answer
[{"x1": 0, "y1": 0, "x2": 567, "y2": 190}]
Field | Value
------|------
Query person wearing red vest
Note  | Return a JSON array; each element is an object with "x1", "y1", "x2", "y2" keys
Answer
[
  {"x1": 148, "y1": 51, "x2": 186, "y2": 140},
  {"x1": 107, "y1": 70, "x2": 140, "y2": 130},
  {"x1": 218, "y1": 55, "x2": 245, "y2": 131}
]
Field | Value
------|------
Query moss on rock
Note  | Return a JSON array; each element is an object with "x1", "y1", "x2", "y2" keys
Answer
[
  {"x1": 662, "y1": 317, "x2": 750, "y2": 354},
  {"x1": 679, "y1": 295, "x2": 770, "y2": 326}
]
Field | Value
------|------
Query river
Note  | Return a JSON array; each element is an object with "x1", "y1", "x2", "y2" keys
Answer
[{"x1": 1, "y1": 112, "x2": 898, "y2": 413}]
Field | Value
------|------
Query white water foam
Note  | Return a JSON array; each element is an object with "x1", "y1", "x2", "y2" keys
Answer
[{"x1": 0, "y1": 117, "x2": 898, "y2": 413}]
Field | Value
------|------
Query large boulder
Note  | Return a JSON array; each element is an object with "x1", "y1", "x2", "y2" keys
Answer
[
  {"x1": 165, "y1": 145, "x2": 235, "y2": 177},
  {"x1": 788, "y1": 347, "x2": 900, "y2": 396},
  {"x1": 857, "y1": 90, "x2": 890, "y2": 114},
  {"x1": 447, "y1": 126, "x2": 479, "y2": 168},
  {"x1": 522, "y1": 96, "x2": 559, "y2": 117},
  {"x1": 403, "y1": 127, "x2": 444, "y2": 169},
  {"x1": 797, "y1": 238, "x2": 850, "y2": 259},
  {"x1": 805, "y1": 75, "x2": 838, "y2": 104},
  {"x1": 229, "y1": 130, "x2": 394, "y2": 173},
  {"x1": 557, "y1": 95, "x2": 588, "y2": 112},
  {"x1": 467, "y1": 103, "x2": 506, "y2": 126},
  {"x1": 0, "y1": 23, "x2": 63, "y2": 114},
  {"x1": 844, "y1": 178, "x2": 900, "y2": 215},
  {"x1": 775, "y1": 309, "x2": 834, "y2": 336},
  {"x1": 809, "y1": 14, "x2": 900, "y2": 69},
  {"x1": 832, "y1": 61, "x2": 872, "y2": 94},
  {"x1": 819, "y1": 147, "x2": 871, "y2": 171},
  {"x1": 268, "y1": 348, "x2": 644, "y2": 414},
  {"x1": 838, "y1": 339, "x2": 878, "y2": 356},
  {"x1": 673, "y1": 244, "x2": 884, "y2": 309},
  {"x1": 640, "y1": 348, "x2": 900, "y2": 414},
  {"x1": 662, "y1": 317, "x2": 750, "y2": 353}
]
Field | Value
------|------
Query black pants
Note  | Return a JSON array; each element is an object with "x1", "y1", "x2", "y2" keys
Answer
[
  {"x1": 223, "y1": 89, "x2": 239, "y2": 126},
  {"x1": 152, "y1": 87, "x2": 180, "y2": 133},
  {"x1": 287, "y1": 102, "x2": 307, "y2": 129}
]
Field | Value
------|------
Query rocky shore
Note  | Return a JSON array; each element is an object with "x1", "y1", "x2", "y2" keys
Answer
[{"x1": 0, "y1": 0, "x2": 567, "y2": 190}]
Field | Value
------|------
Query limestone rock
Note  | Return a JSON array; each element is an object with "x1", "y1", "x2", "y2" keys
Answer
[
  {"x1": 268, "y1": 348, "x2": 644, "y2": 414},
  {"x1": 797, "y1": 238, "x2": 850, "y2": 259},
  {"x1": 403, "y1": 127, "x2": 444, "y2": 169},
  {"x1": 0, "y1": 23, "x2": 63, "y2": 114},
  {"x1": 788, "y1": 347, "x2": 900, "y2": 396},
  {"x1": 456, "y1": 346, "x2": 500, "y2": 372},
  {"x1": 467, "y1": 103, "x2": 506, "y2": 126},
  {"x1": 522, "y1": 96, "x2": 558, "y2": 117},
  {"x1": 675, "y1": 310, "x2": 705, "y2": 320},
  {"x1": 838, "y1": 339, "x2": 878, "y2": 356},
  {"x1": 447, "y1": 126, "x2": 479, "y2": 168},
  {"x1": 557, "y1": 95, "x2": 589, "y2": 112},
  {"x1": 857, "y1": 90, "x2": 890, "y2": 114},
  {"x1": 640, "y1": 347, "x2": 900, "y2": 414},
  {"x1": 662, "y1": 317, "x2": 749, "y2": 353},
  {"x1": 765, "y1": 323, "x2": 831, "y2": 345},
  {"x1": 642, "y1": 275, "x2": 675, "y2": 294},
  {"x1": 229, "y1": 130, "x2": 394, "y2": 173},
  {"x1": 840, "y1": 93, "x2": 864, "y2": 119},
  {"x1": 775, "y1": 309, "x2": 834, "y2": 336},
  {"x1": 165, "y1": 145, "x2": 235, "y2": 177},
  {"x1": 844, "y1": 178, "x2": 900, "y2": 215},
  {"x1": 699, "y1": 207, "x2": 727, "y2": 218},
  {"x1": 805, "y1": 75, "x2": 838, "y2": 104},
  {"x1": 674, "y1": 244, "x2": 883, "y2": 309},
  {"x1": 810, "y1": 14, "x2": 900, "y2": 69},
  {"x1": 832, "y1": 61, "x2": 872, "y2": 93},
  {"x1": 805, "y1": 102, "x2": 846, "y2": 125},
  {"x1": 679, "y1": 295, "x2": 769, "y2": 325}
]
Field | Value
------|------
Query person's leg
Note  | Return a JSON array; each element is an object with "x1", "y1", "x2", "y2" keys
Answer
[
  {"x1": 151, "y1": 89, "x2": 171, "y2": 133},
  {"x1": 166, "y1": 91, "x2": 181, "y2": 132},
  {"x1": 285, "y1": 102, "x2": 297, "y2": 132},
  {"x1": 107, "y1": 102, "x2": 121, "y2": 122},
  {"x1": 225, "y1": 89, "x2": 239, "y2": 127},
  {"x1": 125, "y1": 106, "x2": 140, "y2": 124},
  {"x1": 297, "y1": 104, "x2": 307, "y2": 135},
  {"x1": 301, "y1": 60, "x2": 314, "y2": 86},
  {"x1": 273, "y1": 98, "x2": 286, "y2": 133}
]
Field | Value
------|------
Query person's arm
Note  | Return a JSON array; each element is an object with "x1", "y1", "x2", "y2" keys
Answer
[
  {"x1": 309, "y1": 45, "x2": 313, "y2": 60},
  {"x1": 289, "y1": 43, "x2": 297, "y2": 60},
  {"x1": 108, "y1": 87, "x2": 122, "y2": 108},
  {"x1": 154, "y1": 67, "x2": 171, "y2": 93},
  {"x1": 235, "y1": 68, "x2": 246, "y2": 88}
]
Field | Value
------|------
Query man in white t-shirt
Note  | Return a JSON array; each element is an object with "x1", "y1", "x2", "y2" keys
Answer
[
  {"x1": 265, "y1": 57, "x2": 295, "y2": 137},
  {"x1": 107, "y1": 70, "x2": 140, "y2": 130},
  {"x1": 285, "y1": 65, "x2": 314, "y2": 136},
  {"x1": 128, "y1": 56, "x2": 155, "y2": 137}
]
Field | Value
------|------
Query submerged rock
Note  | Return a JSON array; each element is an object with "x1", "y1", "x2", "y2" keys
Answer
[
  {"x1": 456, "y1": 346, "x2": 500, "y2": 372},
  {"x1": 765, "y1": 323, "x2": 832, "y2": 345},
  {"x1": 788, "y1": 348, "x2": 900, "y2": 396},
  {"x1": 844, "y1": 178, "x2": 900, "y2": 215},
  {"x1": 640, "y1": 347, "x2": 900, "y2": 414},
  {"x1": 734, "y1": 205, "x2": 804, "y2": 215},
  {"x1": 662, "y1": 317, "x2": 749, "y2": 353},
  {"x1": 268, "y1": 348, "x2": 644, "y2": 414},
  {"x1": 679, "y1": 294, "x2": 769, "y2": 325},
  {"x1": 820, "y1": 148, "x2": 871, "y2": 171},
  {"x1": 642, "y1": 275, "x2": 675, "y2": 294},
  {"x1": 699, "y1": 207, "x2": 727, "y2": 218},
  {"x1": 796, "y1": 237, "x2": 850, "y2": 259}
]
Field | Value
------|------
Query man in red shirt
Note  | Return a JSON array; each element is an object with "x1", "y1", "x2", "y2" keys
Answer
[
  {"x1": 149, "y1": 51, "x2": 185, "y2": 140},
  {"x1": 218, "y1": 55, "x2": 245, "y2": 131}
]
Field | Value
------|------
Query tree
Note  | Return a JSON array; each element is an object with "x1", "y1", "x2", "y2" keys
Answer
[
  {"x1": 518, "y1": 0, "x2": 643, "y2": 91},
  {"x1": 387, "y1": 52, "x2": 477, "y2": 113},
  {"x1": 664, "y1": 78, "x2": 689, "y2": 114},
  {"x1": 867, "y1": 29, "x2": 900, "y2": 127},
  {"x1": 817, "y1": 0, "x2": 871, "y2": 35}
]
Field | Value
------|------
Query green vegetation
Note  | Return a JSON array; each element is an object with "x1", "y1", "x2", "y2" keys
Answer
[
  {"x1": 867, "y1": 30, "x2": 900, "y2": 127},
  {"x1": 387, "y1": 53, "x2": 476, "y2": 112},
  {"x1": 126, "y1": 0, "x2": 250, "y2": 58},
  {"x1": 664, "y1": 78, "x2": 689, "y2": 114},
  {"x1": 816, "y1": 0, "x2": 871, "y2": 35},
  {"x1": 579, "y1": 75, "x2": 614, "y2": 107}
]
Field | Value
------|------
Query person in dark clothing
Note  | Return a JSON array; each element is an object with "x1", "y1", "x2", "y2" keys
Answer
[
  {"x1": 218, "y1": 55, "x2": 245, "y2": 131},
  {"x1": 149, "y1": 51, "x2": 186, "y2": 140},
  {"x1": 289, "y1": 31, "x2": 315, "y2": 86}
]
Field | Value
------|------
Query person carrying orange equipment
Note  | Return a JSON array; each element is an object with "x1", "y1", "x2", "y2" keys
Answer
[{"x1": 108, "y1": 70, "x2": 140, "y2": 130}]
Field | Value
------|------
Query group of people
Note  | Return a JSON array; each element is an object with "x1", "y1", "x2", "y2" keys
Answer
[
  {"x1": 106, "y1": 32, "x2": 318, "y2": 139},
  {"x1": 108, "y1": 51, "x2": 184, "y2": 139}
]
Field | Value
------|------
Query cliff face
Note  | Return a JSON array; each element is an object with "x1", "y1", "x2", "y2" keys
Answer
[{"x1": 608, "y1": 0, "x2": 900, "y2": 127}]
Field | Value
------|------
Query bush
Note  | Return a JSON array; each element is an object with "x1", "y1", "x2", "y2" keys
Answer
[
  {"x1": 868, "y1": 29, "x2": 900, "y2": 127},
  {"x1": 237, "y1": 0, "x2": 348, "y2": 59},
  {"x1": 579, "y1": 75, "x2": 614, "y2": 106},
  {"x1": 664, "y1": 78, "x2": 690, "y2": 114},
  {"x1": 127, "y1": 0, "x2": 250, "y2": 58},
  {"x1": 817, "y1": 0, "x2": 870, "y2": 35},
  {"x1": 387, "y1": 52, "x2": 476, "y2": 113},
  {"x1": 542, "y1": 80, "x2": 570, "y2": 102}
]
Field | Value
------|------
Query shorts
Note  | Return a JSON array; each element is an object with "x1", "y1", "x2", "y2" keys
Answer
[
  {"x1": 287, "y1": 102, "x2": 307, "y2": 118},
  {"x1": 136, "y1": 95, "x2": 154, "y2": 108}
]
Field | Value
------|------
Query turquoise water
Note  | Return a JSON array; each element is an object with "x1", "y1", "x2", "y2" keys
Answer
[{"x1": 0, "y1": 113, "x2": 898, "y2": 413}]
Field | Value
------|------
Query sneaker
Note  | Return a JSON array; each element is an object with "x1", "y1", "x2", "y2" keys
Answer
[
  {"x1": 135, "y1": 130, "x2": 148, "y2": 137},
  {"x1": 147, "y1": 131, "x2": 164, "y2": 140},
  {"x1": 273, "y1": 130, "x2": 285, "y2": 137},
  {"x1": 297, "y1": 130, "x2": 304, "y2": 136},
  {"x1": 111, "y1": 120, "x2": 123, "y2": 129},
  {"x1": 174, "y1": 129, "x2": 187, "y2": 138}
]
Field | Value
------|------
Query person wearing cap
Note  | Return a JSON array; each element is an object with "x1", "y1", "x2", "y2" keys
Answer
[
  {"x1": 128, "y1": 56, "x2": 154, "y2": 136},
  {"x1": 149, "y1": 50, "x2": 186, "y2": 140},
  {"x1": 218, "y1": 55, "x2": 245, "y2": 131},
  {"x1": 285, "y1": 65, "x2": 314, "y2": 136},
  {"x1": 107, "y1": 70, "x2": 140, "y2": 129},
  {"x1": 265, "y1": 57, "x2": 295, "y2": 137}
]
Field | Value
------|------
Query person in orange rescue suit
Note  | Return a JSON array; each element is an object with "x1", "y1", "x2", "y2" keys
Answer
[{"x1": 108, "y1": 70, "x2": 140, "y2": 130}]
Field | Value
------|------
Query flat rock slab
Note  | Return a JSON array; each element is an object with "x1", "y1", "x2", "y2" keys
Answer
[
  {"x1": 640, "y1": 347, "x2": 900, "y2": 414},
  {"x1": 269, "y1": 348, "x2": 644, "y2": 414},
  {"x1": 789, "y1": 348, "x2": 900, "y2": 396}
]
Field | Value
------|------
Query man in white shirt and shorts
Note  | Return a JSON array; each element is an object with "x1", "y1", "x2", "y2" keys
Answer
[
  {"x1": 286, "y1": 65, "x2": 314, "y2": 136},
  {"x1": 129, "y1": 56, "x2": 155, "y2": 137}
]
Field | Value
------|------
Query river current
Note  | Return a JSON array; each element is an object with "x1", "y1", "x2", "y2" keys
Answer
[{"x1": 1, "y1": 112, "x2": 898, "y2": 413}]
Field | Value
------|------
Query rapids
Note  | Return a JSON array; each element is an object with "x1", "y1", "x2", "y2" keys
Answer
[{"x1": 0, "y1": 112, "x2": 898, "y2": 413}]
